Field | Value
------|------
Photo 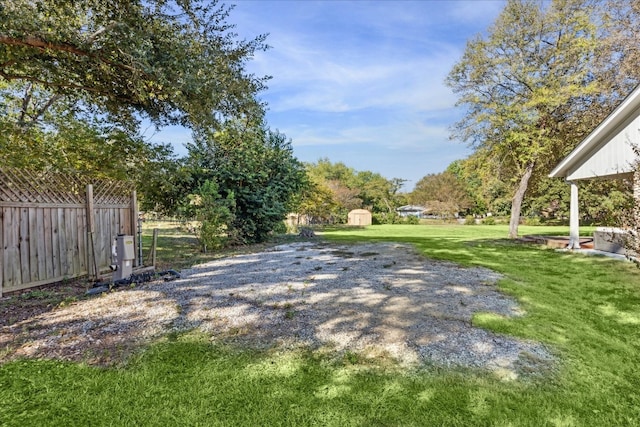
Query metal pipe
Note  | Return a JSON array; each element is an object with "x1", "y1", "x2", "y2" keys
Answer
[{"x1": 137, "y1": 214, "x2": 143, "y2": 266}]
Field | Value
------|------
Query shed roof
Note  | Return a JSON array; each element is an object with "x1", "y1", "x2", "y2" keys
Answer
[{"x1": 549, "y1": 84, "x2": 640, "y2": 181}]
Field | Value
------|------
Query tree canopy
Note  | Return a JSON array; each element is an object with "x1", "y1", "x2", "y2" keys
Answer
[
  {"x1": 410, "y1": 170, "x2": 472, "y2": 217},
  {"x1": 167, "y1": 120, "x2": 308, "y2": 244},
  {"x1": 301, "y1": 159, "x2": 407, "y2": 224},
  {"x1": 0, "y1": 0, "x2": 268, "y2": 131}
]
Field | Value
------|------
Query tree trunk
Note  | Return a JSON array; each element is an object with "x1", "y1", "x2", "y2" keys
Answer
[{"x1": 508, "y1": 162, "x2": 535, "y2": 239}]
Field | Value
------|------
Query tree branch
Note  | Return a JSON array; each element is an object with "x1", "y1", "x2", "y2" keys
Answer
[
  {"x1": 0, "y1": 70, "x2": 101, "y2": 93},
  {"x1": 86, "y1": 21, "x2": 122, "y2": 42},
  {"x1": 0, "y1": 34, "x2": 146, "y2": 76},
  {"x1": 0, "y1": 70, "x2": 151, "y2": 116},
  {"x1": 0, "y1": 34, "x2": 92, "y2": 57},
  {"x1": 18, "y1": 82, "x2": 32, "y2": 127},
  {"x1": 33, "y1": 93, "x2": 62, "y2": 122}
]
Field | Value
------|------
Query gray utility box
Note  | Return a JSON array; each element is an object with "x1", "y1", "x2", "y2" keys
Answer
[{"x1": 113, "y1": 234, "x2": 135, "y2": 281}]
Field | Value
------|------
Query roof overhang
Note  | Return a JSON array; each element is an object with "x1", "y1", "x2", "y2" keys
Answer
[{"x1": 549, "y1": 84, "x2": 640, "y2": 180}]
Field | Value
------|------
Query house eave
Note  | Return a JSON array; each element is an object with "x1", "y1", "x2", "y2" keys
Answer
[{"x1": 549, "y1": 84, "x2": 640, "y2": 179}]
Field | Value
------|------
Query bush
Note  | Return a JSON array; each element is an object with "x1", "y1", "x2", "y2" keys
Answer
[
  {"x1": 373, "y1": 212, "x2": 401, "y2": 224},
  {"x1": 464, "y1": 215, "x2": 476, "y2": 225},
  {"x1": 523, "y1": 216, "x2": 542, "y2": 226},
  {"x1": 189, "y1": 180, "x2": 235, "y2": 252},
  {"x1": 481, "y1": 216, "x2": 496, "y2": 225},
  {"x1": 403, "y1": 215, "x2": 420, "y2": 225},
  {"x1": 271, "y1": 220, "x2": 287, "y2": 235},
  {"x1": 198, "y1": 219, "x2": 228, "y2": 251}
]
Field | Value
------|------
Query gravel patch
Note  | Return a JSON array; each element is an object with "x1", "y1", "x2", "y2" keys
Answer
[{"x1": 1, "y1": 241, "x2": 554, "y2": 378}]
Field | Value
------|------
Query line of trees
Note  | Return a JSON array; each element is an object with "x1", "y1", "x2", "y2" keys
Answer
[
  {"x1": 296, "y1": 159, "x2": 408, "y2": 225},
  {"x1": 407, "y1": 158, "x2": 633, "y2": 226}
]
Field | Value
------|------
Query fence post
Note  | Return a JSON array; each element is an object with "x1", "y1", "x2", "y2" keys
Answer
[
  {"x1": 130, "y1": 190, "x2": 139, "y2": 267},
  {"x1": 151, "y1": 228, "x2": 158, "y2": 268},
  {"x1": 86, "y1": 184, "x2": 97, "y2": 280}
]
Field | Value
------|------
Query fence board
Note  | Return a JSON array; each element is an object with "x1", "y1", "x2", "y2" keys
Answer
[
  {"x1": 4, "y1": 208, "x2": 19, "y2": 289},
  {"x1": 51, "y1": 209, "x2": 61, "y2": 278},
  {"x1": 119, "y1": 208, "x2": 126, "y2": 235},
  {"x1": 65, "y1": 210, "x2": 72, "y2": 276},
  {"x1": 19, "y1": 208, "x2": 30, "y2": 282},
  {"x1": 2, "y1": 209, "x2": 11, "y2": 290},
  {"x1": 77, "y1": 208, "x2": 87, "y2": 274},
  {"x1": 60, "y1": 208, "x2": 69, "y2": 277},
  {"x1": 109, "y1": 209, "x2": 123, "y2": 239},
  {"x1": 99, "y1": 208, "x2": 110, "y2": 267},
  {"x1": 43, "y1": 208, "x2": 53, "y2": 280},
  {"x1": 64, "y1": 208, "x2": 74, "y2": 277},
  {"x1": 29, "y1": 208, "x2": 38, "y2": 282}
]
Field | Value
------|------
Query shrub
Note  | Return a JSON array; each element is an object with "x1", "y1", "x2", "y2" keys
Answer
[
  {"x1": 464, "y1": 215, "x2": 476, "y2": 225},
  {"x1": 481, "y1": 216, "x2": 496, "y2": 225},
  {"x1": 373, "y1": 212, "x2": 402, "y2": 224},
  {"x1": 189, "y1": 180, "x2": 235, "y2": 252},
  {"x1": 523, "y1": 216, "x2": 542, "y2": 226},
  {"x1": 403, "y1": 215, "x2": 420, "y2": 225},
  {"x1": 271, "y1": 220, "x2": 287, "y2": 235}
]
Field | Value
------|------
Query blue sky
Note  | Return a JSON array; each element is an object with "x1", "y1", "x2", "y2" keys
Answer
[{"x1": 149, "y1": 0, "x2": 506, "y2": 191}]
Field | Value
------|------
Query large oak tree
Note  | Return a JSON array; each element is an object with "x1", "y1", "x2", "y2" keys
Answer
[{"x1": 1, "y1": 0, "x2": 271, "y2": 213}]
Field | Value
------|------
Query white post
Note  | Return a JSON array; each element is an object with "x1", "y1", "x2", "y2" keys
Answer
[{"x1": 568, "y1": 181, "x2": 581, "y2": 249}]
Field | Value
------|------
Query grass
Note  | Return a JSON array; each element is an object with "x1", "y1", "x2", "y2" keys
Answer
[
  {"x1": 139, "y1": 220, "x2": 216, "y2": 270},
  {"x1": 2, "y1": 223, "x2": 639, "y2": 426}
]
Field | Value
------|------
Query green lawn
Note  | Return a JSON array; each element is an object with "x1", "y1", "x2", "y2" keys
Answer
[{"x1": 2, "y1": 224, "x2": 639, "y2": 426}]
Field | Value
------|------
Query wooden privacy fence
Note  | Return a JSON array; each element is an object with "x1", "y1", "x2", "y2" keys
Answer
[{"x1": 0, "y1": 168, "x2": 138, "y2": 296}]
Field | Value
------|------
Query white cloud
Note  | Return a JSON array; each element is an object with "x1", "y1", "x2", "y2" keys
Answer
[
  {"x1": 447, "y1": 0, "x2": 506, "y2": 25},
  {"x1": 282, "y1": 114, "x2": 451, "y2": 151},
  {"x1": 241, "y1": 1, "x2": 501, "y2": 117},
  {"x1": 255, "y1": 36, "x2": 462, "y2": 114}
]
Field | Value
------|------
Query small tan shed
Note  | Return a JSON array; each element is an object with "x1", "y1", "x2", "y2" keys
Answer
[{"x1": 347, "y1": 209, "x2": 372, "y2": 226}]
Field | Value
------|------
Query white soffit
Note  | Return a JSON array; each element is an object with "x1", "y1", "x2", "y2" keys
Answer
[{"x1": 549, "y1": 85, "x2": 640, "y2": 180}]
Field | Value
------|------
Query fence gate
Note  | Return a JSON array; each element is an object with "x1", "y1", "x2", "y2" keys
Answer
[{"x1": 0, "y1": 168, "x2": 138, "y2": 296}]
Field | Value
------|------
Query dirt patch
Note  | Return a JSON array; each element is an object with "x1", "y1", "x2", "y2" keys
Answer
[
  {"x1": 0, "y1": 281, "x2": 90, "y2": 327},
  {"x1": 1, "y1": 242, "x2": 554, "y2": 378}
]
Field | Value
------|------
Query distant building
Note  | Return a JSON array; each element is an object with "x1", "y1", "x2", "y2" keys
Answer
[{"x1": 396, "y1": 205, "x2": 427, "y2": 218}]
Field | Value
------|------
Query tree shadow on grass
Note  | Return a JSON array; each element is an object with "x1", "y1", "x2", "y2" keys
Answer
[{"x1": 0, "y1": 336, "x2": 563, "y2": 427}]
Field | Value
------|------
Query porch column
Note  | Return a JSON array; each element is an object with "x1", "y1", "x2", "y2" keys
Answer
[
  {"x1": 634, "y1": 171, "x2": 640, "y2": 232},
  {"x1": 568, "y1": 181, "x2": 581, "y2": 249},
  {"x1": 634, "y1": 171, "x2": 640, "y2": 214}
]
